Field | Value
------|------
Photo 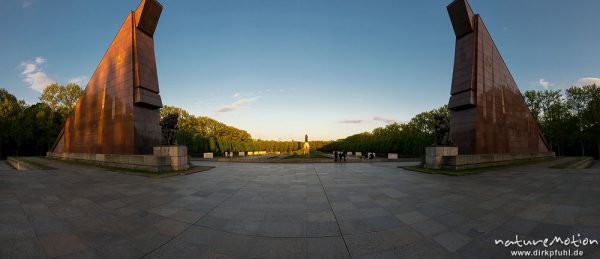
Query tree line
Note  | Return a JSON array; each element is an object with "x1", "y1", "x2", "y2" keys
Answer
[
  {"x1": 318, "y1": 105, "x2": 449, "y2": 156},
  {"x1": 0, "y1": 84, "x2": 82, "y2": 158},
  {"x1": 524, "y1": 84, "x2": 600, "y2": 158},
  {"x1": 160, "y1": 105, "x2": 329, "y2": 156},
  {"x1": 3, "y1": 83, "x2": 596, "y2": 159}
]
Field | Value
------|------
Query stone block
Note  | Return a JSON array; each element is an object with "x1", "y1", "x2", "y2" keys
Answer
[
  {"x1": 7, "y1": 157, "x2": 31, "y2": 170},
  {"x1": 129, "y1": 155, "x2": 145, "y2": 165},
  {"x1": 238, "y1": 152, "x2": 246, "y2": 156},
  {"x1": 153, "y1": 146, "x2": 169, "y2": 156},
  {"x1": 425, "y1": 146, "x2": 458, "y2": 169},
  {"x1": 388, "y1": 153, "x2": 398, "y2": 159},
  {"x1": 170, "y1": 156, "x2": 188, "y2": 167},
  {"x1": 203, "y1": 153, "x2": 213, "y2": 159},
  {"x1": 155, "y1": 156, "x2": 171, "y2": 166},
  {"x1": 355, "y1": 152, "x2": 362, "y2": 157},
  {"x1": 153, "y1": 146, "x2": 187, "y2": 157},
  {"x1": 143, "y1": 156, "x2": 159, "y2": 166}
]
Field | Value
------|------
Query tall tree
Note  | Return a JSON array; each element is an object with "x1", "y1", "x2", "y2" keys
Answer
[
  {"x1": 0, "y1": 88, "x2": 26, "y2": 157},
  {"x1": 39, "y1": 83, "x2": 83, "y2": 119},
  {"x1": 566, "y1": 87, "x2": 590, "y2": 155},
  {"x1": 582, "y1": 84, "x2": 600, "y2": 156}
]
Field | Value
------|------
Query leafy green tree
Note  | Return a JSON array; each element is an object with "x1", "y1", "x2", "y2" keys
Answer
[
  {"x1": 566, "y1": 87, "x2": 590, "y2": 155},
  {"x1": 581, "y1": 85, "x2": 600, "y2": 156},
  {"x1": 39, "y1": 83, "x2": 82, "y2": 119},
  {"x1": 0, "y1": 88, "x2": 26, "y2": 157}
]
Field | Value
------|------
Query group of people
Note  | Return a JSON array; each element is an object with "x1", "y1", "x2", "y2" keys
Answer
[
  {"x1": 333, "y1": 151, "x2": 377, "y2": 161},
  {"x1": 333, "y1": 150, "x2": 347, "y2": 162}
]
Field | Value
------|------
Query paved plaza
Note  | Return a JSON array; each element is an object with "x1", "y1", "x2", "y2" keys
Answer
[{"x1": 1, "y1": 158, "x2": 599, "y2": 258}]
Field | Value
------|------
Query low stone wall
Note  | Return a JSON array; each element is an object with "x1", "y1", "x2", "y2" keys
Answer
[
  {"x1": 7, "y1": 157, "x2": 34, "y2": 170},
  {"x1": 573, "y1": 157, "x2": 594, "y2": 169},
  {"x1": 47, "y1": 146, "x2": 189, "y2": 172},
  {"x1": 444, "y1": 152, "x2": 555, "y2": 170}
]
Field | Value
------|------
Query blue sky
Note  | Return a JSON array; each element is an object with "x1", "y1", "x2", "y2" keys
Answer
[{"x1": 1, "y1": 0, "x2": 599, "y2": 140}]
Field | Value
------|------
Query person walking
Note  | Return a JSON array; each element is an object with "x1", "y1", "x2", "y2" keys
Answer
[
  {"x1": 334, "y1": 150, "x2": 338, "y2": 162},
  {"x1": 342, "y1": 150, "x2": 347, "y2": 162}
]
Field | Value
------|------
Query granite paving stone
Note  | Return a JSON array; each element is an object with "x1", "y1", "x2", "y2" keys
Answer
[
  {"x1": 433, "y1": 232, "x2": 472, "y2": 252},
  {"x1": 38, "y1": 233, "x2": 87, "y2": 257},
  {"x1": 0, "y1": 158, "x2": 599, "y2": 258},
  {"x1": 395, "y1": 211, "x2": 430, "y2": 224}
]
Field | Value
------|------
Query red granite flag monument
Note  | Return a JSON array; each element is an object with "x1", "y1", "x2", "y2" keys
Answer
[
  {"x1": 51, "y1": 0, "x2": 163, "y2": 155},
  {"x1": 447, "y1": 0, "x2": 550, "y2": 155},
  {"x1": 49, "y1": 0, "x2": 189, "y2": 171},
  {"x1": 426, "y1": 0, "x2": 553, "y2": 169}
]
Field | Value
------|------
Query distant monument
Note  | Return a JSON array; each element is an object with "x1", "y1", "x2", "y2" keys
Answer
[
  {"x1": 47, "y1": 0, "x2": 189, "y2": 171},
  {"x1": 303, "y1": 134, "x2": 310, "y2": 155},
  {"x1": 446, "y1": 0, "x2": 550, "y2": 155}
]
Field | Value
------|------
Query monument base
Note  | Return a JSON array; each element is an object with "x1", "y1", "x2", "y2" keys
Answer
[
  {"x1": 425, "y1": 146, "x2": 458, "y2": 169},
  {"x1": 153, "y1": 146, "x2": 190, "y2": 171},
  {"x1": 444, "y1": 152, "x2": 555, "y2": 170},
  {"x1": 303, "y1": 142, "x2": 310, "y2": 155},
  {"x1": 424, "y1": 146, "x2": 555, "y2": 170},
  {"x1": 47, "y1": 146, "x2": 189, "y2": 172}
]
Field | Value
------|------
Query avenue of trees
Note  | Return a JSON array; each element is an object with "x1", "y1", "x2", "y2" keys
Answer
[
  {"x1": 160, "y1": 105, "x2": 329, "y2": 156},
  {"x1": 0, "y1": 84, "x2": 82, "y2": 158},
  {"x1": 319, "y1": 105, "x2": 449, "y2": 156},
  {"x1": 524, "y1": 84, "x2": 600, "y2": 158}
]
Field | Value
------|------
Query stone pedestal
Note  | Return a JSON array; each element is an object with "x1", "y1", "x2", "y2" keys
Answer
[
  {"x1": 203, "y1": 152, "x2": 213, "y2": 159},
  {"x1": 388, "y1": 153, "x2": 398, "y2": 159},
  {"x1": 425, "y1": 146, "x2": 458, "y2": 169},
  {"x1": 303, "y1": 142, "x2": 310, "y2": 155},
  {"x1": 153, "y1": 146, "x2": 189, "y2": 171}
]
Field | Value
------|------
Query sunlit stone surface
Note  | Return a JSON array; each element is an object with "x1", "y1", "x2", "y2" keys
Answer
[{"x1": 51, "y1": 0, "x2": 163, "y2": 155}]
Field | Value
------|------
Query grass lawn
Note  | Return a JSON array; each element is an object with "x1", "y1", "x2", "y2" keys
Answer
[
  {"x1": 400, "y1": 157, "x2": 558, "y2": 176},
  {"x1": 284, "y1": 150, "x2": 332, "y2": 159}
]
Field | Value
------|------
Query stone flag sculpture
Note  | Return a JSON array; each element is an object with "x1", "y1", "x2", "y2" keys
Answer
[
  {"x1": 446, "y1": 0, "x2": 550, "y2": 154},
  {"x1": 51, "y1": 0, "x2": 163, "y2": 155}
]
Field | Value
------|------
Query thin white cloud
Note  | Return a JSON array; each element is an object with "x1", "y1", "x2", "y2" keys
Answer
[
  {"x1": 20, "y1": 57, "x2": 55, "y2": 92},
  {"x1": 339, "y1": 119, "x2": 365, "y2": 124},
  {"x1": 576, "y1": 77, "x2": 600, "y2": 87},
  {"x1": 537, "y1": 78, "x2": 550, "y2": 90},
  {"x1": 22, "y1": 0, "x2": 32, "y2": 8},
  {"x1": 373, "y1": 115, "x2": 397, "y2": 124},
  {"x1": 68, "y1": 76, "x2": 87, "y2": 86},
  {"x1": 233, "y1": 92, "x2": 241, "y2": 98},
  {"x1": 215, "y1": 97, "x2": 260, "y2": 113},
  {"x1": 529, "y1": 78, "x2": 552, "y2": 90}
]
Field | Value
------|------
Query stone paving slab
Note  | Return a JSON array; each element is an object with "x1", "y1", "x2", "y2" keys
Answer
[{"x1": 0, "y1": 157, "x2": 599, "y2": 258}]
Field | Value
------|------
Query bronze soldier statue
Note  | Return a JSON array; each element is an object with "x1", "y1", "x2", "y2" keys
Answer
[
  {"x1": 434, "y1": 115, "x2": 452, "y2": 146},
  {"x1": 160, "y1": 113, "x2": 179, "y2": 145}
]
